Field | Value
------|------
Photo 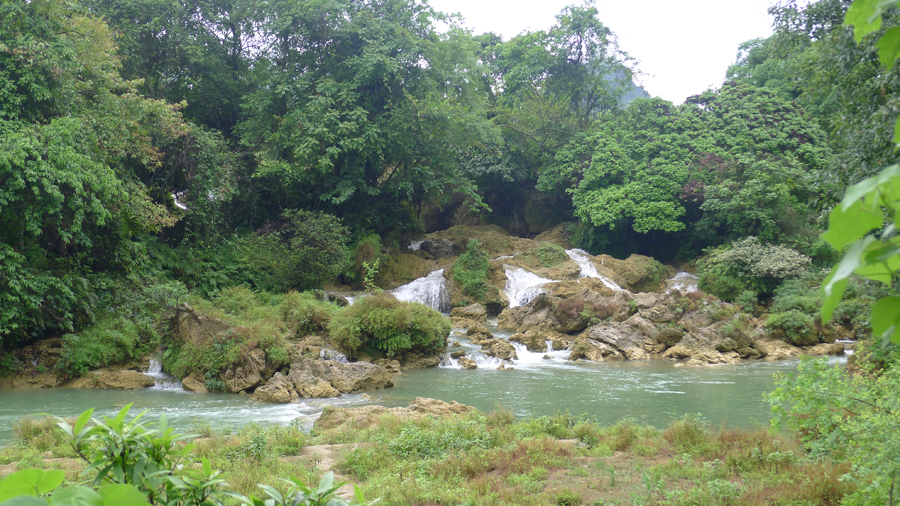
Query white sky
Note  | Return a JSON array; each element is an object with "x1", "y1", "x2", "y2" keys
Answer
[{"x1": 428, "y1": 0, "x2": 777, "y2": 104}]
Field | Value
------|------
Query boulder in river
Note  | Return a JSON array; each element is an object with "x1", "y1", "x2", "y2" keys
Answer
[
  {"x1": 67, "y1": 369, "x2": 155, "y2": 390},
  {"x1": 451, "y1": 303, "x2": 487, "y2": 323}
]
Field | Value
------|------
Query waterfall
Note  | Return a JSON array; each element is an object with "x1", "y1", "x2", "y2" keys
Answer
[
  {"x1": 320, "y1": 349, "x2": 349, "y2": 363},
  {"x1": 143, "y1": 359, "x2": 183, "y2": 390},
  {"x1": 504, "y1": 267, "x2": 553, "y2": 308},
  {"x1": 391, "y1": 269, "x2": 451, "y2": 313},
  {"x1": 667, "y1": 272, "x2": 698, "y2": 294},
  {"x1": 408, "y1": 240, "x2": 423, "y2": 251},
  {"x1": 565, "y1": 249, "x2": 621, "y2": 290}
]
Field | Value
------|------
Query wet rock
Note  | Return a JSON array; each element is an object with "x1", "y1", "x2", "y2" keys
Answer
[
  {"x1": 585, "y1": 323, "x2": 648, "y2": 359},
  {"x1": 182, "y1": 372, "x2": 208, "y2": 393},
  {"x1": 715, "y1": 338, "x2": 739, "y2": 353},
  {"x1": 314, "y1": 397, "x2": 476, "y2": 431},
  {"x1": 222, "y1": 348, "x2": 266, "y2": 393},
  {"x1": 756, "y1": 339, "x2": 802, "y2": 361},
  {"x1": 656, "y1": 327, "x2": 684, "y2": 348},
  {"x1": 685, "y1": 348, "x2": 741, "y2": 366},
  {"x1": 466, "y1": 326, "x2": 494, "y2": 345},
  {"x1": 497, "y1": 363, "x2": 515, "y2": 371},
  {"x1": 252, "y1": 372, "x2": 294, "y2": 403},
  {"x1": 509, "y1": 330, "x2": 549, "y2": 353},
  {"x1": 805, "y1": 342, "x2": 845, "y2": 357},
  {"x1": 374, "y1": 359, "x2": 402, "y2": 373},
  {"x1": 622, "y1": 314, "x2": 657, "y2": 340},
  {"x1": 67, "y1": 370, "x2": 155, "y2": 390},
  {"x1": 459, "y1": 357, "x2": 477, "y2": 369},
  {"x1": 451, "y1": 304, "x2": 487, "y2": 323},
  {"x1": 598, "y1": 254, "x2": 667, "y2": 293},
  {"x1": 399, "y1": 353, "x2": 442, "y2": 369},
  {"x1": 450, "y1": 350, "x2": 467, "y2": 359},
  {"x1": 481, "y1": 339, "x2": 518, "y2": 360},
  {"x1": 568, "y1": 338, "x2": 621, "y2": 361},
  {"x1": 421, "y1": 239, "x2": 465, "y2": 259}
]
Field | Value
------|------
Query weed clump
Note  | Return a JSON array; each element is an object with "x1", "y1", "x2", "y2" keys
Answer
[{"x1": 453, "y1": 239, "x2": 490, "y2": 301}]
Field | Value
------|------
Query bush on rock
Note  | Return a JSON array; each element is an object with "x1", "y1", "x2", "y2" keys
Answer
[{"x1": 328, "y1": 293, "x2": 451, "y2": 358}]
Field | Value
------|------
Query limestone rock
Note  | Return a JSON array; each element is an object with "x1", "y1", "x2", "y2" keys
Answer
[
  {"x1": 466, "y1": 326, "x2": 494, "y2": 344},
  {"x1": 451, "y1": 303, "x2": 487, "y2": 323},
  {"x1": 598, "y1": 254, "x2": 667, "y2": 293},
  {"x1": 481, "y1": 339, "x2": 518, "y2": 360},
  {"x1": 292, "y1": 359, "x2": 393, "y2": 394},
  {"x1": 222, "y1": 348, "x2": 266, "y2": 393},
  {"x1": 252, "y1": 372, "x2": 293, "y2": 403},
  {"x1": 182, "y1": 372, "x2": 208, "y2": 393},
  {"x1": 585, "y1": 323, "x2": 647, "y2": 359},
  {"x1": 805, "y1": 342, "x2": 845, "y2": 357},
  {"x1": 656, "y1": 327, "x2": 684, "y2": 348},
  {"x1": 458, "y1": 357, "x2": 478, "y2": 369},
  {"x1": 67, "y1": 369, "x2": 155, "y2": 390},
  {"x1": 568, "y1": 338, "x2": 621, "y2": 361},
  {"x1": 314, "y1": 397, "x2": 476, "y2": 431},
  {"x1": 685, "y1": 348, "x2": 741, "y2": 366},
  {"x1": 756, "y1": 339, "x2": 802, "y2": 361}
]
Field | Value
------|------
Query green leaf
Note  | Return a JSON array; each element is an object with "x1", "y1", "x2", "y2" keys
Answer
[
  {"x1": 821, "y1": 237, "x2": 876, "y2": 321},
  {"x1": 0, "y1": 497, "x2": 47, "y2": 506},
  {"x1": 840, "y1": 164, "x2": 900, "y2": 209},
  {"x1": 0, "y1": 469, "x2": 65, "y2": 502},
  {"x1": 51, "y1": 486, "x2": 103, "y2": 506},
  {"x1": 871, "y1": 296, "x2": 900, "y2": 344},
  {"x1": 73, "y1": 409, "x2": 94, "y2": 436},
  {"x1": 97, "y1": 484, "x2": 151, "y2": 506},
  {"x1": 894, "y1": 116, "x2": 900, "y2": 144},
  {"x1": 876, "y1": 26, "x2": 900, "y2": 69},
  {"x1": 844, "y1": 0, "x2": 897, "y2": 42},
  {"x1": 823, "y1": 198, "x2": 884, "y2": 249}
]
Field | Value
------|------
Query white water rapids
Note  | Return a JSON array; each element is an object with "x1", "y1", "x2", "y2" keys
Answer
[
  {"x1": 391, "y1": 269, "x2": 451, "y2": 313},
  {"x1": 564, "y1": 249, "x2": 621, "y2": 290},
  {"x1": 504, "y1": 267, "x2": 553, "y2": 308}
]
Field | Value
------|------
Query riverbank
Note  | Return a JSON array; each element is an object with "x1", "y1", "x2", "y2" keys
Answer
[{"x1": 0, "y1": 399, "x2": 853, "y2": 505}]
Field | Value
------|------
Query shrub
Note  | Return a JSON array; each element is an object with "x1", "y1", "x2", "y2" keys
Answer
[
  {"x1": 452, "y1": 239, "x2": 490, "y2": 301},
  {"x1": 56, "y1": 317, "x2": 150, "y2": 378},
  {"x1": 278, "y1": 291, "x2": 340, "y2": 335},
  {"x1": 662, "y1": 414, "x2": 711, "y2": 455},
  {"x1": 766, "y1": 310, "x2": 816, "y2": 345},
  {"x1": 344, "y1": 233, "x2": 382, "y2": 287},
  {"x1": 698, "y1": 237, "x2": 810, "y2": 301},
  {"x1": 524, "y1": 243, "x2": 569, "y2": 268},
  {"x1": 327, "y1": 293, "x2": 451, "y2": 358},
  {"x1": 235, "y1": 209, "x2": 349, "y2": 292}
]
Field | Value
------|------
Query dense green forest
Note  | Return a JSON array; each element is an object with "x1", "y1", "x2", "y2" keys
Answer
[{"x1": 5, "y1": 0, "x2": 896, "y2": 348}]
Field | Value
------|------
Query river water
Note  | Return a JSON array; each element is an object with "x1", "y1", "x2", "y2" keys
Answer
[
  {"x1": 0, "y1": 350, "x2": 842, "y2": 441},
  {"x1": 0, "y1": 258, "x2": 843, "y2": 441}
]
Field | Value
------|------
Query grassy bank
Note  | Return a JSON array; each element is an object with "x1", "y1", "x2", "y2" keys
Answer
[{"x1": 1, "y1": 408, "x2": 852, "y2": 506}]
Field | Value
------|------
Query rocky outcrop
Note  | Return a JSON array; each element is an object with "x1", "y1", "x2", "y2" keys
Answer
[
  {"x1": 481, "y1": 339, "x2": 518, "y2": 360},
  {"x1": 458, "y1": 357, "x2": 477, "y2": 369},
  {"x1": 451, "y1": 303, "x2": 487, "y2": 323},
  {"x1": 252, "y1": 358, "x2": 393, "y2": 403},
  {"x1": 598, "y1": 254, "x2": 667, "y2": 293},
  {"x1": 314, "y1": 397, "x2": 476, "y2": 431},
  {"x1": 222, "y1": 348, "x2": 266, "y2": 393},
  {"x1": 67, "y1": 369, "x2": 155, "y2": 390},
  {"x1": 584, "y1": 323, "x2": 650, "y2": 360},
  {"x1": 182, "y1": 372, "x2": 208, "y2": 393}
]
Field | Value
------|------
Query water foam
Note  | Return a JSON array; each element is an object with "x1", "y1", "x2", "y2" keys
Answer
[
  {"x1": 565, "y1": 249, "x2": 621, "y2": 290},
  {"x1": 391, "y1": 269, "x2": 451, "y2": 313}
]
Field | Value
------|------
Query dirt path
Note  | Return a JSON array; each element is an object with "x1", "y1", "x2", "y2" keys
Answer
[{"x1": 281, "y1": 443, "x2": 369, "y2": 500}]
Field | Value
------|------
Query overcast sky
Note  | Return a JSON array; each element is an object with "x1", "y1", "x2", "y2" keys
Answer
[{"x1": 427, "y1": 0, "x2": 777, "y2": 104}]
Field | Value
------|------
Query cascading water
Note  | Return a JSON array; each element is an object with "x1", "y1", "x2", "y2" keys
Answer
[
  {"x1": 391, "y1": 269, "x2": 451, "y2": 313},
  {"x1": 144, "y1": 359, "x2": 183, "y2": 390},
  {"x1": 565, "y1": 249, "x2": 622, "y2": 290},
  {"x1": 408, "y1": 240, "x2": 424, "y2": 251},
  {"x1": 320, "y1": 349, "x2": 349, "y2": 363},
  {"x1": 504, "y1": 267, "x2": 553, "y2": 308},
  {"x1": 667, "y1": 272, "x2": 698, "y2": 294}
]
